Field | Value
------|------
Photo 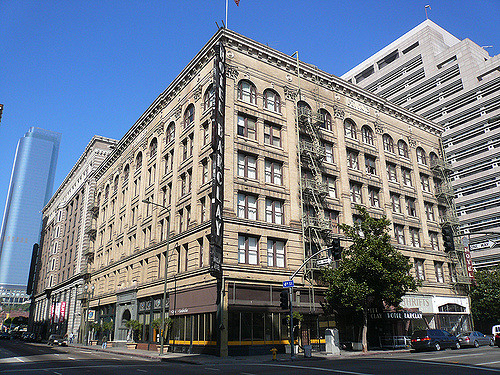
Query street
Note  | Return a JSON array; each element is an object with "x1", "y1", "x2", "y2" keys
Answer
[{"x1": 1, "y1": 339, "x2": 500, "y2": 374}]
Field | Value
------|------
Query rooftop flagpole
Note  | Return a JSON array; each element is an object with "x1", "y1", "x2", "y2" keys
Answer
[{"x1": 225, "y1": 0, "x2": 228, "y2": 28}]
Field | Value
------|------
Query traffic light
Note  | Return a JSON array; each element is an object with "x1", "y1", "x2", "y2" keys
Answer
[
  {"x1": 442, "y1": 225, "x2": 455, "y2": 252},
  {"x1": 280, "y1": 290, "x2": 289, "y2": 310},
  {"x1": 331, "y1": 237, "x2": 342, "y2": 260}
]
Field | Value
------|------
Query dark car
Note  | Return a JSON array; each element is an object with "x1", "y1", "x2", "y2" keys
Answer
[
  {"x1": 47, "y1": 334, "x2": 68, "y2": 346},
  {"x1": 457, "y1": 331, "x2": 493, "y2": 348},
  {"x1": 411, "y1": 329, "x2": 461, "y2": 351}
]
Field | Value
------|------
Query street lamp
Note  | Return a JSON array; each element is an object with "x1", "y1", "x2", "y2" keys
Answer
[
  {"x1": 142, "y1": 199, "x2": 170, "y2": 356},
  {"x1": 84, "y1": 284, "x2": 94, "y2": 345}
]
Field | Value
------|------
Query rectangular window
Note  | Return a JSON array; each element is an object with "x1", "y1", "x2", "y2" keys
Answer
[
  {"x1": 365, "y1": 155, "x2": 377, "y2": 175},
  {"x1": 402, "y1": 168, "x2": 412, "y2": 187},
  {"x1": 410, "y1": 227, "x2": 420, "y2": 247},
  {"x1": 350, "y1": 182, "x2": 362, "y2": 203},
  {"x1": 387, "y1": 163, "x2": 397, "y2": 182},
  {"x1": 391, "y1": 193, "x2": 401, "y2": 213},
  {"x1": 368, "y1": 187, "x2": 380, "y2": 208},
  {"x1": 200, "y1": 197, "x2": 207, "y2": 223},
  {"x1": 325, "y1": 143, "x2": 334, "y2": 163},
  {"x1": 420, "y1": 174, "x2": 430, "y2": 192},
  {"x1": 415, "y1": 259, "x2": 425, "y2": 281},
  {"x1": 323, "y1": 175, "x2": 337, "y2": 198},
  {"x1": 347, "y1": 150, "x2": 359, "y2": 170},
  {"x1": 237, "y1": 153, "x2": 257, "y2": 179},
  {"x1": 406, "y1": 197, "x2": 417, "y2": 217},
  {"x1": 434, "y1": 262, "x2": 444, "y2": 283},
  {"x1": 265, "y1": 159, "x2": 282, "y2": 185},
  {"x1": 134, "y1": 177, "x2": 141, "y2": 196},
  {"x1": 265, "y1": 199, "x2": 283, "y2": 224},
  {"x1": 394, "y1": 224, "x2": 405, "y2": 245},
  {"x1": 237, "y1": 193, "x2": 257, "y2": 220},
  {"x1": 267, "y1": 239, "x2": 285, "y2": 267},
  {"x1": 237, "y1": 114, "x2": 257, "y2": 140},
  {"x1": 264, "y1": 122, "x2": 281, "y2": 147},
  {"x1": 238, "y1": 235, "x2": 258, "y2": 265},
  {"x1": 430, "y1": 231, "x2": 439, "y2": 251},
  {"x1": 202, "y1": 159, "x2": 210, "y2": 184},
  {"x1": 425, "y1": 202, "x2": 435, "y2": 221}
]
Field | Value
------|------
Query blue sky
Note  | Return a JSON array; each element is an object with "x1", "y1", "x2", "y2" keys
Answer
[{"x1": 0, "y1": 0, "x2": 499, "y2": 222}]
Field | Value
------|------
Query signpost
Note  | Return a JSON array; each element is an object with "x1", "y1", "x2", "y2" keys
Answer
[
  {"x1": 469, "y1": 240, "x2": 496, "y2": 251},
  {"x1": 316, "y1": 258, "x2": 332, "y2": 267},
  {"x1": 283, "y1": 280, "x2": 294, "y2": 288}
]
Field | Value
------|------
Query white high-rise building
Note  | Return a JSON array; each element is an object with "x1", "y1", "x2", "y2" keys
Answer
[{"x1": 342, "y1": 20, "x2": 500, "y2": 268}]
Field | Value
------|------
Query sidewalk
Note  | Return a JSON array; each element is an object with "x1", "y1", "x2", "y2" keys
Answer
[{"x1": 70, "y1": 343, "x2": 411, "y2": 365}]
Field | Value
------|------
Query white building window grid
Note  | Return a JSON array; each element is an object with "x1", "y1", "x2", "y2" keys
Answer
[
  {"x1": 237, "y1": 193, "x2": 257, "y2": 220},
  {"x1": 387, "y1": 163, "x2": 398, "y2": 182},
  {"x1": 267, "y1": 239, "x2": 285, "y2": 268},
  {"x1": 238, "y1": 153, "x2": 257, "y2": 179},
  {"x1": 394, "y1": 224, "x2": 405, "y2": 245},
  {"x1": 430, "y1": 232, "x2": 439, "y2": 251},
  {"x1": 347, "y1": 150, "x2": 359, "y2": 170},
  {"x1": 410, "y1": 227, "x2": 420, "y2": 247},
  {"x1": 391, "y1": 193, "x2": 402, "y2": 213},
  {"x1": 406, "y1": 197, "x2": 417, "y2": 217},
  {"x1": 362, "y1": 126, "x2": 374, "y2": 145},
  {"x1": 238, "y1": 235, "x2": 258, "y2": 265},
  {"x1": 425, "y1": 202, "x2": 435, "y2": 221},
  {"x1": 420, "y1": 174, "x2": 430, "y2": 192},
  {"x1": 435, "y1": 262, "x2": 444, "y2": 283},
  {"x1": 264, "y1": 122, "x2": 282, "y2": 147},
  {"x1": 350, "y1": 182, "x2": 362, "y2": 203},
  {"x1": 402, "y1": 168, "x2": 412, "y2": 187},
  {"x1": 323, "y1": 175, "x2": 337, "y2": 198},
  {"x1": 265, "y1": 159, "x2": 283, "y2": 185},
  {"x1": 365, "y1": 155, "x2": 377, "y2": 175},
  {"x1": 368, "y1": 187, "x2": 380, "y2": 208},
  {"x1": 237, "y1": 114, "x2": 257, "y2": 140},
  {"x1": 415, "y1": 258, "x2": 425, "y2": 281},
  {"x1": 265, "y1": 198, "x2": 283, "y2": 224}
]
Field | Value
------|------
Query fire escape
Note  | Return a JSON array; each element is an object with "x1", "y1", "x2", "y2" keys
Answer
[
  {"x1": 297, "y1": 103, "x2": 334, "y2": 281},
  {"x1": 431, "y1": 151, "x2": 471, "y2": 286}
]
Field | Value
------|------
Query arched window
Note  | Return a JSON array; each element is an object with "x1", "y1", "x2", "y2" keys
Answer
[
  {"x1": 204, "y1": 84, "x2": 215, "y2": 112},
  {"x1": 361, "y1": 125, "x2": 374, "y2": 145},
  {"x1": 104, "y1": 185, "x2": 110, "y2": 199},
  {"x1": 149, "y1": 138, "x2": 158, "y2": 158},
  {"x1": 297, "y1": 100, "x2": 312, "y2": 120},
  {"x1": 416, "y1": 147, "x2": 427, "y2": 165},
  {"x1": 344, "y1": 119, "x2": 357, "y2": 139},
  {"x1": 166, "y1": 122, "x2": 175, "y2": 144},
  {"x1": 136, "y1": 152, "x2": 143, "y2": 171},
  {"x1": 113, "y1": 175, "x2": 119, "y2": 193},
  {"x1": 96, "y1": 193, "x2": 101, "y2": 207},
  {"x1": 383, "y1": 134, "x2": 394, "y2": 153},
  {"x1": 319, "y1": 109, "x2": 332, "y2": 131},
  {"x1": 398, "y1": 140, "x2": 409, "y2": 158},
  {"x1": 237, "y1": 80, "x2": 257, "y2": 104},
  {"x1": 429, "y1": 152, "x2": 439, "y2": 166},
  {"x1": 183, "y1": 104, "x2": 195, "y2": 129},
  {"x1": 123, "y1": 165, "x2": 130, "y2": 182},
  {"x1": 263, "y1": 89, "x2": 281, "y2": 113}
]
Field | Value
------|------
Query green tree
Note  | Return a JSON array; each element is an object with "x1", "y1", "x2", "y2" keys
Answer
[
  {"x1": 470, "y1": 267, "x2": 500, "y2": 332},
  {"x1": 125, "y1": 319, "x2": 142, "y2": 342},
  {"x1": 322, "y1": 206, "x2": 419, "y2": 352}
]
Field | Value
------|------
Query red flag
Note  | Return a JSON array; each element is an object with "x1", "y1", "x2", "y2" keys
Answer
[{"x1": 234, "y1": 0, "x2": 240, "y2": 5}]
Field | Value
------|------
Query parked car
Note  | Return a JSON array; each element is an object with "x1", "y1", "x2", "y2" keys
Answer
[
  {"x1": 47, "y1": 334, "x2": 68, "y2": 346},
  {"x1": 457, "y1": 331, "x2": 493, "y2": 347},
  {"x1": 411, "y1": 329, "x2": 461, "y2": 351},
  {"x1": 492, "y1": 325, "x2": 500, "y2": 347}
]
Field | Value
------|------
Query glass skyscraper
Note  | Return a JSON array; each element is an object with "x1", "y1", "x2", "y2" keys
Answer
[{"x1": 0, "y1": 127, "x2": 61, "y2": 293}]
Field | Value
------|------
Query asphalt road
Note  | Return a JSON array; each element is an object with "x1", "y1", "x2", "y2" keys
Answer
[{"x1": 1, "y1": 339, "x2": 500, "y2": 375}]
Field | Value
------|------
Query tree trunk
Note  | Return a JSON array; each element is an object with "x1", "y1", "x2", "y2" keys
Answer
[{"x1": 362, "y1": 308, "x2": 368, "y2": 353}]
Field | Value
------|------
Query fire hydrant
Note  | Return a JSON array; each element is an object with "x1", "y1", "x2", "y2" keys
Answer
[{"x1": 270, "y1": 347, "x2": 278, "y2": 361}]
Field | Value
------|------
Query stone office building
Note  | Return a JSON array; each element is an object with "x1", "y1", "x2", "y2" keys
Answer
[
  {"x1": 83, "y1": 28, "x2": 471, "y2": 355},
  {"x1": 30, "y1": 136, "x2": 116, "y2": 340}
]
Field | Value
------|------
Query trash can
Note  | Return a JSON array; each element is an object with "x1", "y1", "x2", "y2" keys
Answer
[{"x1": 304, "y1": 344, "x2": 312, "y2": 358}]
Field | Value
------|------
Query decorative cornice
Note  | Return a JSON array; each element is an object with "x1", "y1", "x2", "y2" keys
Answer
[
  {"x1": 374, "y1": 122, "x2": 384, "y2": 134},
  {"x1": 193, "y1": 85, "x2": 202, "y2": 102},
  {"x1": 226, "y1": 65, "x2": 239, "y2": 80},
  {"x1": 332, "y1": 105, "x2": 345, "y2": 120}
]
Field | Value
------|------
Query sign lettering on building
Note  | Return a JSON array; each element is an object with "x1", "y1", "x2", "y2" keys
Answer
[
  {"x1": 463, "y1": 245, "x2": 475, "y2": 281},
  {"x1": 209, "y1": 41, "x2": 226, "y2": 278}
]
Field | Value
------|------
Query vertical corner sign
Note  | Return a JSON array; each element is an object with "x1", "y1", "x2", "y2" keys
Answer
[{"x1": 209, "y1": 41, "x2": 226, "y2": 278}]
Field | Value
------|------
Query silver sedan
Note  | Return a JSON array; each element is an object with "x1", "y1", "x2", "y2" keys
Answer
[{"x1": 457, "y1": 331, "x2": 493, "y2": 348}]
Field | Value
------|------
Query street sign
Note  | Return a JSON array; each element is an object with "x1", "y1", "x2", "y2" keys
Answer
[
  {"x1": 470, "y1": 240, "x2": 496, "y2": 250},
  {"x1": 283, "y1": 280, "x2": 294, "y2": 288},
  {"x1": 316, "y1": 258, "x2": 332, "y2": 266}
]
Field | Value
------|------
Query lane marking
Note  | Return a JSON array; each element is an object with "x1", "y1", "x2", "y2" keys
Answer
[
  {"x1": 246, "y1": 364, "x2": 373, "y2": 375},
  {"x1": 137, "y1": 370, "x2": 148, "y2": 373},
  {"x1": 15, "y1": 357, "x2": 25, "y2": 362},
  {"x1": 67, "y1": 357, "x2": 76, "y2": 360},
  {"x1": 78, "y1": 350, "x2": 92, "y2": 354},
  {"x1": 54, "y1": 372, "x2": 62, "y2": 375},
  {"x1": 419, "y1": 352, "x2": 486, "y2": 360},
  {"x1": 361, "y1": 358, "x2": 500, "y2": 373},
  {"x1": 476, "y1": 360, "x2": 500, "y2": 366},
  {"x1": 204, "y1": 367, "x2": 220, "y2": 371}
]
